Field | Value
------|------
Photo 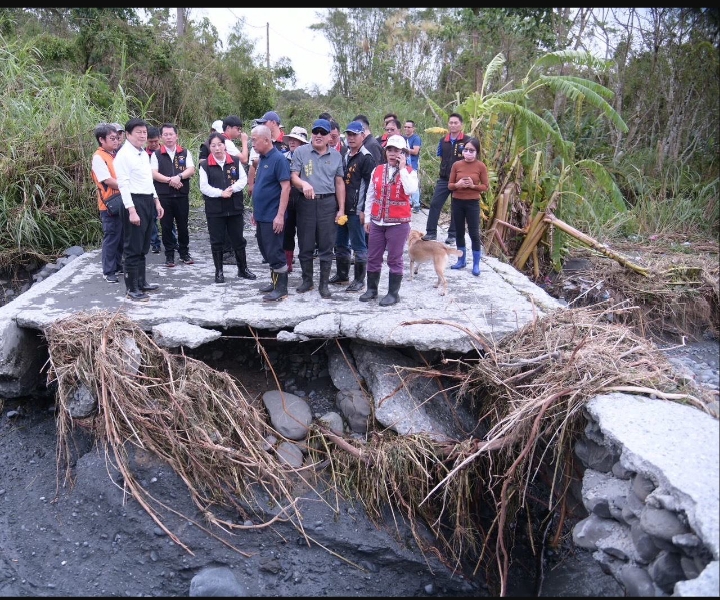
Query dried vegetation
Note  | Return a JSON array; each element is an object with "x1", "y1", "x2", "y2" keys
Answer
[{"x1": 42, "y1": 296, "x2": 716, "y2": 595}]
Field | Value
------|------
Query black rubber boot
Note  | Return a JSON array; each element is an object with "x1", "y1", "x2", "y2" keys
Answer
[
  {"x1": 124, "y1": 267, "x2": 149, "y2": 302},
  {"x1": 379, "y1": 272, "x2": 402, "y2": 306},
  {"x1": 319, "y1": 261, "x2": 332, "y2": 299},
  {"x1": 212, "y1": 250, "x2": 225, "y2": 283},
  {"x1": 138, "y1": 263, "x2": 159, "y2": 292},
  {"x1": 359, "y1": 271, "x2": 380, "y2": 302},
  {"x1": 235, "y1": 248, "x2": 257, "y2": 280},
  {"x1": 345, "y1": 261, "x2": 366, "y2": 293},
  {"x1": 263, "y1": 271, "x2": 288, "y2": 302},
  {"x1": 259, "y1": 270, "x2": 274, "y2": 293},
  {"x1": 329, "y1": 256, "x2": 350, "y2": 285},
  {"x1": 296, "y1": 260, "x2": 314, "y2": 293}
]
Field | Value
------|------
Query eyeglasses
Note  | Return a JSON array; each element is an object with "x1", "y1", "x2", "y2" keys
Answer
[
  {"x1": 463, "y1": 147, "x2": 477, "y2": 153},
  {"x1": 107, "y1": 136, "x2": 119, "y2": 141},
  {"x1": 312, "y1": 128, "x2": 329, "y2": 135},
  {"x1": 384, "y1": 128, "x2": 396, "y2": 132}
]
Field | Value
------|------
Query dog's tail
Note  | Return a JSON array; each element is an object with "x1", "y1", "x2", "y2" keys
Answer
[{"x1": 447, "y1": 248, "x2": 463, "y2": 257}]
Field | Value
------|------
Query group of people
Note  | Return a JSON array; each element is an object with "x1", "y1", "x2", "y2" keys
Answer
[{"x1": 91, "y1": 110, "x2": 488, "y2": 304}]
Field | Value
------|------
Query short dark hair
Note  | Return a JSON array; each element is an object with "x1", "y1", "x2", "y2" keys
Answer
[
  {"x1": 449, "y1": 112, "x2": 464, "y2": 124},
  {"x1": 383, "y1": 113, "x2": 398, "y2": 122},
  {"x1": 385, "y1": 118, "x2": 401, "y2": 130},
  {"x1": 160, "y1": 123, "x2": 177, "y2": 135},
  {"x1": 147, "y1": 126, "x2": 160, "y2": 139},
  {"x1": 94, "y1": 123, "x2": 117, "y2": 145},
  {"x1": 353, "y1": 114, "x2": 370, "y2": 129},
  {"x1": 125, "y1": 118, "x2": 148, "y2": 135},
  {"x1": 222, "y1": 115, "x2": 243, "y2": 130},
  {"x1": 329, "y1": 119, "x2": 340, "y2": 132},
  {"x1": 318, "y1": 112, "x2": 333, "y2": 121},
  {"x1": 207, "y1": 132, "x2": 226, "y2": 148},
  {"x1": 404, "y1": 120, "x2": 415, "y2": 127}
]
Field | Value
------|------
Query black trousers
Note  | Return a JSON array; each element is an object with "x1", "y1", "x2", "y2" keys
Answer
[
  {"x1": 256, "y1": 221, "x2": 286, "y2": 272},
  {"x1": 159, "y1": 194, "x2": 190, "y2": 256},
  {"x1": 295, "y1": 194, "x2": 337, "y2": 263},
  {"x1": 450, "y1": 198, "x2": 482, "y2": 251},
  {"x1": 123, "y1": 193, "x2": 154, "y2": 270},
  {"x1": 206, "y1": 212, "x2": 246, "y2": 254}
]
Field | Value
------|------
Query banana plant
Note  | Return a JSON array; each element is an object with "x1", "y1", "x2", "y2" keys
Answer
[{"x1": 428, "y1": 50, "x2": 630, "y2": 271}]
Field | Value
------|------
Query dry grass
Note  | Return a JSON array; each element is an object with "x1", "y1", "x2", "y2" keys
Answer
[
  {"x1": 44, "y1": 310, "x2": 308, "y2": 555},
  {"x1": 43, "y1": 304, "x2": 715, "y2": 595},
  {"x1": 558, "y1": 238, "x2": 719, "y2": 340}
]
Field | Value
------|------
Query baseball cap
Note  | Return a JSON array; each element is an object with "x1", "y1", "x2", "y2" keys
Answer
[
  {"x1": 256, "y1": 111, "x2": 281, "y2": 124},
  {"x1": 211, "y1": 120, "x2": 224, "y2": 133},
  {"x1": 345, "y1": 121, "x2": 364, "y2": 135},
  {"x1": 284, "y1": 126, "x2": 309, "y2": 144},
  {"x1": 111, "y1": 122, "x2": 124, "y2": 133},
  {"x1": 311, "y1": 119, "x2": 331, "y2": 134},
  {"x1": 385, "y1": 135, "x2": 408, "y2": 151}
]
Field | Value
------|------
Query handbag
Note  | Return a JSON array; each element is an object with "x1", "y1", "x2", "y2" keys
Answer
[{"x1": 102, "y1": 192, "x2": 123, "y2": 217}]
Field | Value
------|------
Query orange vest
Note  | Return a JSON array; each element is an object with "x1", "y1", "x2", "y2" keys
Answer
[{"x1": 91, "y1": 148, "x2": 118, "y2": 211}]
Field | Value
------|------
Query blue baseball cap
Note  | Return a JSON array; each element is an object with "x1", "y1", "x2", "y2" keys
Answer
[
  {"x1": 345, "y1": 121, "x2": 364, "y2": 135},
  {"x1": 256, "y1": 111, "x2": 281, "y2": 124},
  {"x1": 312, "y1": 119, "x2": 332, "y2": 134}
]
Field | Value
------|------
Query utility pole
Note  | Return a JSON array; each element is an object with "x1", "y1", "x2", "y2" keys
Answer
[
  {"x1": 266, "y1": 22, "x2": 270, "y2": 70},
  {"x1": 177, "y1": 8, "x2": 185, "y2": 37}
]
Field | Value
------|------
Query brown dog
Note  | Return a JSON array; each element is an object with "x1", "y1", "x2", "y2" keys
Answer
[{"x1": 407, "y1": 230, "x2": 463, "y2": 295}]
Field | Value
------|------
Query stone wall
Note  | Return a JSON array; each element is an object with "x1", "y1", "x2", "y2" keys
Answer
[{"x1": 572, "y1": 394, "x2": 719, "y2": 597}]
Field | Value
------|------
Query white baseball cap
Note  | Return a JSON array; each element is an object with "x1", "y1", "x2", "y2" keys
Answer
[
  {"x1": 211, "y1": 120, "x2": 224, "y2": 133},
  {"x1": 385, "y1": 135, "x2": 408, "y2": 151}
]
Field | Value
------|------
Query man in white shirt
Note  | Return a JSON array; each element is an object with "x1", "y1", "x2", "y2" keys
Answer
[{"x1": 114, "y1": 118, "x2": 165, "y2": 302}]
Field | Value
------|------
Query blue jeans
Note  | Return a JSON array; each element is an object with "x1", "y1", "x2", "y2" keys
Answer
[
  {"x1": 334, "y1": 214, "x2": 367, "y2": 263},
  {"x1": 410, "y1": 189, "x2": 420, "y2": 208}
]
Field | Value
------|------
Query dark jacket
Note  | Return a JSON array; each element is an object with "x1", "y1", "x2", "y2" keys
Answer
[
  {"x1": 343, "y1": 146, "x2": 376, "y2": 215},
  {"x1": 438, "y1": 132, "x2": 467, "y2": 180},
  {"x1": 200, "y1": 155, "x2": 244, "y2": 216},
  {"x1": 153, "y1": 146, "x2": 191, "y2": 197}
]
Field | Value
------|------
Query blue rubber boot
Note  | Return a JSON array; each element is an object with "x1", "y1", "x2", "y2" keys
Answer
[
  {"x1": 451, "y1": 247, "x2": 466, "y2": 269},
  {"x1": 472, "y1": 250, "x2": 482, "y2": 276}
]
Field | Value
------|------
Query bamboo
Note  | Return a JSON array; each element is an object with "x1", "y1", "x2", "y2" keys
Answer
[
  {"x1": 486, "y1": 186, "x2": 510, "y2": 255},
  {"x1": 543, "y1": 214, "x2": 650, "y2": 276}
]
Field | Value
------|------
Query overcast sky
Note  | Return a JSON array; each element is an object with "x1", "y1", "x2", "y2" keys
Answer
[{"x1": 194, "y1": 8, "x2": 334, "y2": 93}]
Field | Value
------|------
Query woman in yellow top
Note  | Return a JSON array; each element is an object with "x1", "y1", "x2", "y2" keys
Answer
[{"x1": 447, "y1": 137, "x2": 489, "y2": 276}]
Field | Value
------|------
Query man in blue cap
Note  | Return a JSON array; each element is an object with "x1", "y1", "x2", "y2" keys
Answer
[
  {"x1": 328, "y1": 121, "x2": 375, "y2": 293},
  {"x1": 290, "y1": 118, "x2": 345, "y2": 299},
  {"x1": 248, "y1": 111, "x2": 289, "y2": 196}
]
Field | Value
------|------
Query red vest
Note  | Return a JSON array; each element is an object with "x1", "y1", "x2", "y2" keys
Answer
[{"x1": 370, "y1": 164, "x2": 413, "y2": 223}]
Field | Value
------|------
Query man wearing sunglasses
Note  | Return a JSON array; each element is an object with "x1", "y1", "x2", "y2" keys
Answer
[{"x1": 290, "y1": 118, "x2": 346, "y2": 299}]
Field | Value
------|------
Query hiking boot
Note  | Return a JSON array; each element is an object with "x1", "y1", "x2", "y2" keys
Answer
[
  {"x1": 445, "y1": 236, "x2": 456, "y2": 246},
  {"x1": 151, "y1": 246, "x2": 161, "y2": 254},
  {"x1": 421, "y1": 233, "x2": 436, "y2": 241},
  {"x1": 180, "y1": 254, "x2": 195, "y2": 265},
  {"x1": 103, "y1": 273, "x2": 119, "y2": 283},
  {"x1": 164, "y1": 259, "x2": 176, "y2": 268}
]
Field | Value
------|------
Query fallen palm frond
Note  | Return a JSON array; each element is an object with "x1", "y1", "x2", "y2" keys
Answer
[
  {"x1": 308, "y1": 302, "x2": 715, "y2": 596},
  {"x1": 44, "y1": 309, "x2": 303, "y2": 554}
]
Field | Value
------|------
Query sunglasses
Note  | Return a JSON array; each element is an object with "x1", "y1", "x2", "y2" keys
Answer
[{"x1": 312, "y1": 128, "x2": 329, "y2": 135}]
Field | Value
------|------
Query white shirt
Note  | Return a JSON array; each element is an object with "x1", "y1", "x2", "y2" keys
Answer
[
  {"x1": 114, "y1": 141, "x2": 156, "y2": 208},
  {"x1": 91, "y1": 154, "x2": 112, "y2": 182},
  {"x1": 149, "y1": 146, "x2": 195, "y2": 171},
  {"x1": 199, "y1": 155, "x2": 247, "y2": 197},
  {"x1": 364, "y1": 165, "x2": 418, "y2": 226},
  {"x1": 225, "y1": 138, "x2": 241, "y2": 159}
]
